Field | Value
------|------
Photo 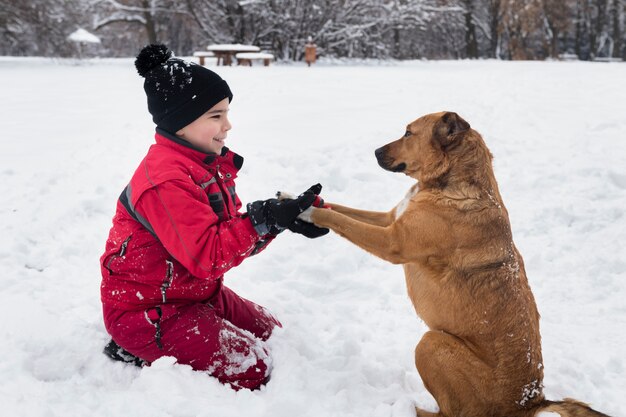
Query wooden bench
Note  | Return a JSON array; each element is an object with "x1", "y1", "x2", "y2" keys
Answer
[
  {"x1": 208, "y1": 44, "x2": 260, "y2": 66},
  {"x1": 235, "y1": 52, "x2": 275, "y2": 66},
  {"x1": 193, "y1": 51, "x2": 215, "y2": 66}
]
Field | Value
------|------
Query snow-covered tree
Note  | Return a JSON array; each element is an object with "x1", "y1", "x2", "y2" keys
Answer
[
  {"x1": 571, "y1": 0, "x2": 625, "y2": 59},
  {"x1": 90, "y1": 0, "x2": 188, "y2": 44},
  {"x1": 0, "y1": 0, "x2": 623, "y2": 60},
  {"x1": 0, "y1": 0, "x2": 90, "y2": 56}
]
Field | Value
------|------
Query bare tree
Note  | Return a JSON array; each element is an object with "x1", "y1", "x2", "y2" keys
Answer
[
  {"x1": 573, "y1": 0, "x2": 623, "y2": 59},
  {"x1": 538, "y1": 0, "x2": 572, "y2": 58},
  {"x1": 609, "y1": 0, "x2": 625, "y2": 57},
  {"x1": 486, "y1": 0, "x2": 503, "y2": 57},
  {"x1": 91, "y1": 0, "x2": 188, "y2": 45},
  {"x1": 182, "y1": 0, "x2": 233, "y2": 44},
  {"x1": 1, "y1": 0, "x2": 622, "y2": 60},
  {"x1": 592, "y1": 0, "x2": 609, "y2": 58},
  {"x1": 461, "y1": 0, "x2": 479, "y2": 58},
  {"x1": 500, "y1": 0, "x2": 545, "y2": 59},
  {"x1": 0, "y1": 0, "x2": 90, "y2": 56}
]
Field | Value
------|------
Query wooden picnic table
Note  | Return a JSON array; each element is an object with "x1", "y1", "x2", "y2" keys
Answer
[{"x1": 207, "y1": 44, "x2": 260, "y2": 66}]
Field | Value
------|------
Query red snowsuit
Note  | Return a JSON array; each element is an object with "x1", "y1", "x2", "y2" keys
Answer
[{"x1": 100, "y1": 129, "x2": 280, "y2": 390}]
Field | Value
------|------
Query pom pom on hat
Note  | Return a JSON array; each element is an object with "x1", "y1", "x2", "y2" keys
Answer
[
  {"x1": 135, "y1": 44, "x2": 172, "y2": 77},
  {"x1": 135, "y1": 43, "x2": 233, "y2": 134}
]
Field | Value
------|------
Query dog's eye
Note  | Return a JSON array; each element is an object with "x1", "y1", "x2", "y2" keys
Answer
[{"x1": 404, "y1": 130, "x2": 411, "y2": 138}]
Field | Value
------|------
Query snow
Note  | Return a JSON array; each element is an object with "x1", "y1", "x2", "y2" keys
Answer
[
  {"x1": 207, "y1": 44, "x2": 261, "y2": 52},
  {"x1": 1, "y1": 57, "x2": 625, "y2": 417},
  {"x1": 235, "y1": 52, "x2": 275, "y2": 60},
  {"x1": 67, "y1": 28, "x2": 101, "y2": 44}
]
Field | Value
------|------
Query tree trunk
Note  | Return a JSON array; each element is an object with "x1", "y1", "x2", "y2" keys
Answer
[
  {"x1": 237, "y1": 4, "x2": 245, "y2": 43},
  {"x1": 141, "y1": 0, "x2": 157, "y2": 44},
  {"x1": 611, "y1": 0, "x2": 622, "y2": 58},
  {"x1": 575, "y1": 0, "x2": 584, "y2": 58},
  {"x1": 488, "y1": 0, "x2": 501, "y2": 58},
  {"x1": 394, "y1": 27, "x2": 401, "y2": 59},
  {"x1": 623, "y1": 0, "x2": 626, "y2": 59},
  {"x1": 591, "y1": 0, "x2": 608, "y2": 58},
  {"x1": 543, "y1": 1, "x2": 562, "y2": 59},
  {"x1": 464, "y1": 0, "x2": 478, "y2": 58},
  {"x1": 551, "y1": 26, "x2": 560, "y2": 58}
]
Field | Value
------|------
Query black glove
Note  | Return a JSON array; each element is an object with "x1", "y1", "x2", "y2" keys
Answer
[
  {"x1": 247, "y1": 185, "x2": 319, "y2": 236},
  {"x1": 288, "y1": 218, "x2": 329, "y2": 238},
  {"x1": 284, "y1": 183, "x2": 329, "y2": 239}
]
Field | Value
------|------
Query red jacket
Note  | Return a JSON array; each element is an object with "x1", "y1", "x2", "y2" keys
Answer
[{"x1": 100, "y1": 130, "x2": 272, "y2": 311}]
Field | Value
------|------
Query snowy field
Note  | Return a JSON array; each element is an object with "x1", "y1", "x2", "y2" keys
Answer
[{"x1": 1, "y1": 57, "x2": 625, "y2": 417}]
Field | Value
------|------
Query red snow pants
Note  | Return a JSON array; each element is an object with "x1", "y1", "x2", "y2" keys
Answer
[{"x1": 103, "y1": 283, "x2": 282, "y2": 390}]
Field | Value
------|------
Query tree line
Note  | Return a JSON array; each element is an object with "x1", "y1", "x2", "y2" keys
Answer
[{"x1": 1, "y1": 0, "x2": 624, "y2": 61}]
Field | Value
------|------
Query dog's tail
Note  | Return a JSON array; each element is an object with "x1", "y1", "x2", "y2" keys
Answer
[{"x1": 531, "y1": 398, "x2": 612, "y2": 417}]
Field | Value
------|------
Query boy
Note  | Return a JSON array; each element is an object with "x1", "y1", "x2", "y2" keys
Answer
[{"x1": 101, "y1": 44, "x2": 327, "y2": 390}]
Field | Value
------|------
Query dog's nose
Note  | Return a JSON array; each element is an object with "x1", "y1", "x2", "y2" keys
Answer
[{"x1": 375, "y1": 147, "x2": 385, "y2": 161}]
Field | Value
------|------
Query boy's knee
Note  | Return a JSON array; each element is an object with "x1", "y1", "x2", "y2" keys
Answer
[
  {"x1": 224, "y1": 359, "x2": 270, "y2": 390},
  {"x1": 209, "y1": 324, "x2": 274, "y2": 389},
  {"x1": 257, "y1": 308, "x2": 282, "y2": 340},
  {"x1": 218, "y1": 349, "x2": 272, "y2": 390}
]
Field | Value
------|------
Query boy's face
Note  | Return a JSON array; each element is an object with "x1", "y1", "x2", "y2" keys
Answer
[{"x1": 176, "y1": 97, "x2": 231, "y2": 154}]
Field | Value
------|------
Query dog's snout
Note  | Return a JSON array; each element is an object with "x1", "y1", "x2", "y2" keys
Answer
[
  {"x1": 375, "y1": 146, "x2": 395, "y2": 171},
  {"x1": 375, "y1": 147, "x2": 385, "y2": 161},
  {"x1": 376, "y1": 145, "x2": 406, "y2": 173}
]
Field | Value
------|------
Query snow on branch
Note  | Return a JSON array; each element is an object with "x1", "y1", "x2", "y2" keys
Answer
[{"x1": 93, "y1": 14, "x2": 146, "y2": 30}]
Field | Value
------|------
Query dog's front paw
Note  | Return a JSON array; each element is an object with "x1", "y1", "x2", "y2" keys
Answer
[
  {"x1": 276, "y1": 191, "x2": 295, "y2": 201},
  {"x1": 298, "y1": 206, "x2": 315, "y2": 223}
]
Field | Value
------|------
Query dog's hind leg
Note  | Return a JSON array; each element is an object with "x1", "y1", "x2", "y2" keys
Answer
[{"x1": 414, "y1": 331, "x2": 494, "y2": 417}]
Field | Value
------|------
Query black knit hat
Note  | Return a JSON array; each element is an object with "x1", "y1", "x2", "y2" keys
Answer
[{"x1": 135, "y1": 44, "x2": 233, "y2": 133}]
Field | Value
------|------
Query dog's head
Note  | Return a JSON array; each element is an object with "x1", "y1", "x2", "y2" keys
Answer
[{"x1": 375, "y1": 111, "x2": 476, "y2": 186}]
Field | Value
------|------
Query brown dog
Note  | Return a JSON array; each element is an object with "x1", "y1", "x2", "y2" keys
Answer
[{"x1": 300, "y1": 112, "x2": 610, "y2": 417}]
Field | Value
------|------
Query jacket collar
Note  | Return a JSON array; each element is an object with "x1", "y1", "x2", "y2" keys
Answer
[{"x1": 155, "y1": 128, "x2": 244, "y2": 174}]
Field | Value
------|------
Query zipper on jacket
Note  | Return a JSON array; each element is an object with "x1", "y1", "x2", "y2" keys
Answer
[
  {"x1": 213, "y1": 164, "x2": 235, "y2": 219},
  {"x1": 105, "y1": 235, "x2": 131, "y2": 273},
  {"x1": 160, "y1": 260, "x2": 174, "y2": 303}
]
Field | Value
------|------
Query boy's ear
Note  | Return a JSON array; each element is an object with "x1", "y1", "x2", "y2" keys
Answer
[{"x1": 434, "y1": 112, "x2": 470, "y2": 149}]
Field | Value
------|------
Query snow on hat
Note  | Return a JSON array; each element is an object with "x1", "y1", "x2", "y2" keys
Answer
[{"x1": 135, "y1": 44, "x2": 233, "y2": 133}]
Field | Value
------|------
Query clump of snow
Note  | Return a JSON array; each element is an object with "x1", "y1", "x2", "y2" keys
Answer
[
  {"x1": 518, "y1": 380, "x2": 543, "y2": 406},
  {"x1": 208, "y1": 44, "x2": 260, "y2": 52},
  {"x1": 0, "y1": 58, "x2": 624, "y2": 417},
  {"x1": 67, "y1": 28, "x2": 101, "y2": 44},
  {"x1": 217, "y1": 326, "x2": 271, "y2": 378}
]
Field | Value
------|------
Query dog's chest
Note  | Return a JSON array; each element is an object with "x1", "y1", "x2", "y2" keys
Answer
[
  {"x1": 403, "y1": 264, "x2": 443, "y2": 321},
  {"x1": 395, "y1": 184, "x2": 419, "y2": 219}
]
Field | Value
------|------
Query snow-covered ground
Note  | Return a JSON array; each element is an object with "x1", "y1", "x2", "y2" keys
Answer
[{"x1": 1, "y1": 57, "x2": 625, "y2": 417}]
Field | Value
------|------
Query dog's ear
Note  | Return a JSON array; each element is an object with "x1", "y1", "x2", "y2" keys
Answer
[{"x1": 434, "y1": 112, "x2": 470, "y2": 149}]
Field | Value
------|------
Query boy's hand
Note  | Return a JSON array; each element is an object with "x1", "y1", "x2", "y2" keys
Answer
[
  {"x1": 277, "y1": 183, "x2": 327, "y2": 208},
  {"x1": 276, "y1": 184, "x2": 329, "y2": 238},
  {"x1": 288, "y1": 218, "x2": 329, "y2": 238},
  {"x1": 247, "y1": 184, "x2": 322, "y2": 236}
]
